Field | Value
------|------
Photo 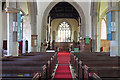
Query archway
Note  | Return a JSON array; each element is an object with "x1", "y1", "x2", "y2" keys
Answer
[{"x1": 41, "y1": 0, "x2": 86, "y2": 42}]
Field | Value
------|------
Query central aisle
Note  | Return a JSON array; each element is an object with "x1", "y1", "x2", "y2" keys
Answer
[{"x1": 53, "y1": 52, "x2": 72, "y2": 80}]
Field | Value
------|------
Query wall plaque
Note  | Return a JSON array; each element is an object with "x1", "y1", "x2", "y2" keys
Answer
[{"x1": 31, "y1": 35, "x2": 38, "y2": 47}]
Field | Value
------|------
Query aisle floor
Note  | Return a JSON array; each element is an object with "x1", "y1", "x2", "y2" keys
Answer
[{"x1": 53, "y1": 52, "x2": 73, "y2": 80}]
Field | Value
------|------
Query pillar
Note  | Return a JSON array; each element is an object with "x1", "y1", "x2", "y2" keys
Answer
[
  {"x1": 6, "y1": 1, "x2": 19, "y2": 56},
  {"x1": 91, "y1": 2, "x2": 101, "y2": 52},
  {"x1": 91, "y1": 2, "x2": 98, "y2": 52},
  {"x1": 109, "y1": 2, "x2": 120, "y2": 56},
  {"x1": 0, "y1": 0, "x2": 2, "y2": 57},
  {"x1": 118, "y1": 10, "x2": 120, "y2": 56},
  {"x1": 31, "y1": 18, "x2": 37, "y2": 52},
  {"x1": 96, "y1": 21, "x2": 101, "y2": 52},
  {"x1": 37, "y1": 14, "x2": 40, "y2": 52},
  {"x1": 12, "y1": 2, "x2": 20, "y2": 56},
  {"x1": 48, "y1": 16, "x2": 51, "y2": 41},
  {"x1": 41, "y1": 25, "x2": 47, "y2": 52},
  {"x1": 6, "y1": 2, "x2": 14, "y2": 56},
  {"x1": 92, "y1": 15, "x2": 97, "y2": 52},
  {"x1": 80, "y1": 23, "x2": 86, "y2": 39},
  {"x1": 0, "y1": 1, "x2": 2, "y2": 78},
  {"x1": 29, "y1": 2, "x2": 38, "y2": 52}
]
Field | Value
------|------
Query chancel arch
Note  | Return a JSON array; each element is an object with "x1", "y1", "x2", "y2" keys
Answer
[{"x1": 41, "y1": 0, "x2": 86, "y2": 44}]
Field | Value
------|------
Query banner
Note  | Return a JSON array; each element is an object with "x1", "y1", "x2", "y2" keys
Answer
[
  {"x1": 17, "y1": 13, "x2": 22, "y2": 41},
  {"x1": 107, "y1": 12, "x2": 111, "y2": 40},
  {"x1": 74, "y1": 48, "x2": 79, "y2": 52},
  {"x1": 85, "y1": 38, "x2": 90, "y2": 44}
]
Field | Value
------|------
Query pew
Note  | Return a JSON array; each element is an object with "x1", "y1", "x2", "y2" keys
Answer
[
  {"x1": 82, "y1": 65, "x2": 120, "y2": 80},
  {"x1": 70, "y1": 52, "x2": 120, "y2": 80},
  {"x1": 2, "y1": 66, "x2": 43, "y2": 80},
  {"x1": 2, "y1": 52, "x2": 58, "y2": 80}
]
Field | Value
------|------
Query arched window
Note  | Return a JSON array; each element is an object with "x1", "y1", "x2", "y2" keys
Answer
[
  {"x1": 58, "y1": 21, "x2": 71, "y2": 42},
  {"x1": 101, "y1": 18, "x2": 107, "y2": 39}
]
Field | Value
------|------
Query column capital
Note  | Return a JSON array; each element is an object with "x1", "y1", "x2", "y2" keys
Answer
[{"x1": 5, "y1": 7, "x2": 20, "y2": 13}]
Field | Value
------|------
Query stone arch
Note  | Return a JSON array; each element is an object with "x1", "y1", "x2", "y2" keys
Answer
[{"x1": 41, "y1": 0, "x2": 86, "y2": 42}]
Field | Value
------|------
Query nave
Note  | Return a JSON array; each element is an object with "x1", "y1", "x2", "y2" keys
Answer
[{"x1": 1, "y1": 1, "x2": 120, "y2": 80}]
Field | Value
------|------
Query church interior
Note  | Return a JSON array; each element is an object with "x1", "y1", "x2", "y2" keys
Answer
[{"x1": 0, "y1": 0, "x2": 120, "y2": 80}]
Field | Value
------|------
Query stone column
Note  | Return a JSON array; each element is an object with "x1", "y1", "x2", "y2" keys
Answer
[
  {"x1": 37, "y1": 14, "x2": 40, "y2": 52},
  {"x1": 48, "y1": 16, "x2": 51, "y2": 41},
  {"x1": 0, "y1": 10, "x2": 1, "y2": 79},
  {"x1": 92, "y1": 15, "x2": 97, "y2": 52},
  {"x1": 109, "y1": 2, "x2": 120, "y2": 56},
  {"x1": 110, "y1": 2, "x2": 120, "y2": 56},
  {"x1": 31, "y1": 19, "x2": 37, "y2": 52},
  {"x1": 29, "y1": 2, "x2": 37, "y2": 52},
  {"x1": 0, "y1": 0, "x2": 2, "y2": 58},
  {"x1": 118, "y1": 10, "x2": 120, "y2": 56},
  {"x1": 6, "y1": 2, "x2": 14, "y2": 56},
  {"x1": 6, "y1": 1, "x2": 19, "y2": 56},
  {"x1": 96, "y1": 21, "x2": 101, "y2": 52},
  {"x1": 7, "y1": 11, "x2": 13, "y2": 56},
  {"x1": 80, "y1": 23, "x2": 86, "y2": 39},
  {"x1": 91, "y1": 2, "x2": 98, "y2": 52},
  {"x1": 41, "y1": 25, "x2": 47, "y2": 52}
]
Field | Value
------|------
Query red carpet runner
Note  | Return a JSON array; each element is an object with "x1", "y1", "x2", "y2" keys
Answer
[{"x1": 53, "y1": 52, "x2": 72, "y2": 80}]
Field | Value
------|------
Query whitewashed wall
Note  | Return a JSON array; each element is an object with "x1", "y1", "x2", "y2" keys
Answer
[
  {"x1": 78, "y1": 2, "x2": 91, "y2": 38},
  {"x1": 23, "y1": 16, "x2": 31, "y2": 53}
]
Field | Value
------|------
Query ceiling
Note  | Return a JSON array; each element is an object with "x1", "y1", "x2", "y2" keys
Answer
[{"x1": 49, "y1": 2, "x2": 80, "y2": 22}]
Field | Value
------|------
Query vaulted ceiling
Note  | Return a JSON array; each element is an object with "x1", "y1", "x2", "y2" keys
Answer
[{"x1": 49, "y1": 2, "x2": 80, "y2": 21}]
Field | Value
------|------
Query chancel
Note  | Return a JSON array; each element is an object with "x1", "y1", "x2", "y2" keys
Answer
[{"x1": 0, "y1": 0, "x2": 120, "y2": 80}]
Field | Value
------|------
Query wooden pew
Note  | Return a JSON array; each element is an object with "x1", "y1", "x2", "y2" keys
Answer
[
  {"x1": 2, "y1": 66, "x2": 43, "y2": 80},
  {"x1": 2, "y1": 52, "x2": 57, "y2": 80},
  {"x1": 2, "y1": 59, "x2": 48, "y2": 79},
  {"x1": 70, "y1": 52, "x2": 120, "y2": 80},
  {"x1": 79, "y1": 60, "x2": 119, "y2": 79},
  {"x1": 82, "y1": 65, "x2": 120, "y2": 80}
]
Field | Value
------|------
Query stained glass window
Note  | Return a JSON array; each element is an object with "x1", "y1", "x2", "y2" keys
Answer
[
  {"x1": 101, "y1": 18, "x2": 107, "y2": 39},
  {"x1": 58, "y1": 21, "x2": 71, "y2": 42}
]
